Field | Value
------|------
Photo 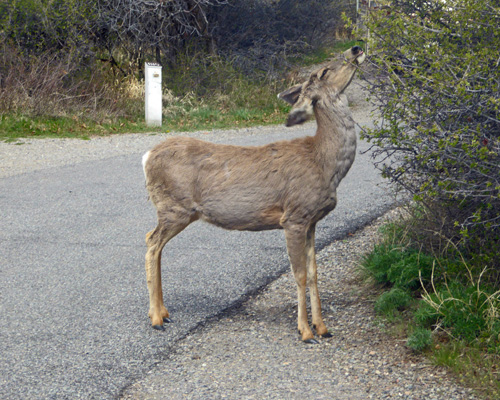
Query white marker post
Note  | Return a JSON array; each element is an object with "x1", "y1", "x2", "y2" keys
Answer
[{"x1": 145, "y1": 62, "x2": 162, "y2": 127}]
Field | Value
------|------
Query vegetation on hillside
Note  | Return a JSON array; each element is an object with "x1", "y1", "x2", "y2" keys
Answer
[
  {"x1": 348, "y1": 0, "x2": 500, "y2": 396},
  {"x1": 0, "y1": 0, "x2": 356, "y2": 139}
]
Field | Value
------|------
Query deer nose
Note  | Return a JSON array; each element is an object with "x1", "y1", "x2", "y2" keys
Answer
[{"x1": 352, "y1": 46, "x2": 362, "y2": 55}]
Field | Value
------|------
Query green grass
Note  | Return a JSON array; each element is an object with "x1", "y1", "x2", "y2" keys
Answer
[
  {"x1": 164, "y1": 103, "x2": 288, "y2": 133},
  {"x1": 0, "y1": 114, "x2": 165, "y2": 141},
  {"x1": 361, "y1": 213, "x2": 500, "y2": 398},
  {"x1": 0, "y1": 102, "x2": 290, "y2": 141},
  {"x1": 433, "y1": 341, "x2": 500, "y2": 398}
]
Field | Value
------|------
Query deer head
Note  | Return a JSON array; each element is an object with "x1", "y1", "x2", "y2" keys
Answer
[{"x1": 279, "y1": 46, "x2": 366, "y2": 127}]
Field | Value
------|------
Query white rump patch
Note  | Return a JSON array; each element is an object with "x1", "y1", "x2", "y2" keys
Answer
[
  {"x1": 142, "y1": 151, "x2": 151, "y2": 179},
  {"x1": 357, "y1": 53, "x2": 366, "y2": 65}
]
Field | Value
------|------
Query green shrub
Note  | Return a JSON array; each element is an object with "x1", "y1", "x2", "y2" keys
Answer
[
  {"x1": 362, "y1": 214, "x2": 500, "y2": 357},
  {"x1": 374, "y1": 287, "x2": 412, "y2": 316},
  {"x1": 407, "y1": 328, "x2": 433, "y2": 352},
  {"x1": 414, "y1": 298, "x2": 440, "y2": 328},
  {"x1": 362, "y1": 243, "x2": 403, "y2": 285},
  {"x1": 422, "y1": 282, "x2": 500, "y2": 343},
  {"x1": 387, "y1": 252, "x2": 435, "y2": 291},
  {"x1": 358, "y1": 0, "x2": 500, "y2": 247},
  {"x1": 362, "y1": 240, "x2": 437, "y2": 291}
]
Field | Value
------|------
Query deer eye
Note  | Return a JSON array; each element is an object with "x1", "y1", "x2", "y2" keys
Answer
[{"x1": 320, "y1": 69, "x2": 329, "y2": 79}]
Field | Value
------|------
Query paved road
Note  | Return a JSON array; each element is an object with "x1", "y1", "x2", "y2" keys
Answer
[{"x1": 0, "y1": 126, "x2": 393, "y2": 399}]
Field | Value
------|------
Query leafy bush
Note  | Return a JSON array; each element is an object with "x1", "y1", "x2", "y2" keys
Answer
[
  {"x1": 421, "y1": 278, "x2": 500, "y2": 345},
  {"x1": 374, "y1": 287, "x2": 412, "y2": 316},
  {"x1": 407, "y1": 327, "x2": 433, "y2": 352},
  {"x1": 363, "y1": 215, "x2": 500, "y2": 355},
  {"x1": 362, "y1": 233, "x2": 437, "y2": 291},
  {"x1": 359, "y1": 0, "x2": 500, "y2": 247}
]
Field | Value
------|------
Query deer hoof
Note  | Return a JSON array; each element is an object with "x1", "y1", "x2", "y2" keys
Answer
[
  {"x1": 320, "y1": 332, "x2": 333, "y2": 338},
  {"x1": 152, "y1": 324, "x2": 166, "y2": 331},
  {"x1": 163, "y1": 317, "x2": 172, "y2": 323},
  {"x1": 304, "y1": 338, "x2": 320, "y2": 345}
]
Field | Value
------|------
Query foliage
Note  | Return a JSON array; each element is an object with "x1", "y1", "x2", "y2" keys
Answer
[
  {"x1": 358, "y1": 0, "x2": 500, "y2": 246},
  {"x1": 374, "y1": 287, "x2": 412, "y2": 316},
  {"x1": 211, "y1": 0, "x2": 356, "y2": 75},
  {"x1": 420, "y1": 272, "x2": 500, "y2": 345},
  {"x1": 0, "y1": 0, "x2": 356, "y2": 134},
  {"x1": 362, "y1": 212, "x2": 500, "y2": 394},
  {"x1": 406, "y1": 327, "x2": 432, "y2": 352},
  {"x1": 0, "y1": 0, "x2": 95, "y2": 57},
  {"x1": 361, "y1": 229, "x2": 438, "y2": 291},
  {"x1": 362, "y1": 213, "x2": 500, "y2": 354}
]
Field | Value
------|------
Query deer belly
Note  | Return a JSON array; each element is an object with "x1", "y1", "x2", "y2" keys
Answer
[{"x1": 197, "y1": 190, "x2": 284, "y2": 231}]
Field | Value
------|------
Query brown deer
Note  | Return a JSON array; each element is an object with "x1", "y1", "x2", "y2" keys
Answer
[{"x1": 142, "y1": 46, "x2": 366, "y2": 343}]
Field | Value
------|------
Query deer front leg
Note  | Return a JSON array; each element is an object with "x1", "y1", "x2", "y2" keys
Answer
[
  {"x1": 284, "y1": 225, "x2": 317, "y2": 343},
  {"x1": 306, "y1": 225, "x2": 331, "y2": 338}
]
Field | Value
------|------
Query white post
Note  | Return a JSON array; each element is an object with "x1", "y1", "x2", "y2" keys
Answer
[{"x1": 145, "y1": 62, "x2": 162, "y2": 127}]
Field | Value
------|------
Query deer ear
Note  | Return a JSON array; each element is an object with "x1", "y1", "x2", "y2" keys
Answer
[{"x1": 278, "y1": 83, "x2": 303, "y2": 105}]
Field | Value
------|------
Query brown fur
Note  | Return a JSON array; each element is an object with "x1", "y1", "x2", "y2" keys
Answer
[{"x1": 142, "y1": 46, "x2": 366, "y2": 342}]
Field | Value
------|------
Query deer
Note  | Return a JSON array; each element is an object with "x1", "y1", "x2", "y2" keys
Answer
[{"x1": 142, "y1": 46, "x2": 366, "y2": 343}]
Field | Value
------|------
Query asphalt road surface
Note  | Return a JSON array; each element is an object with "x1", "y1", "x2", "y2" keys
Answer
[{"x1": 0, "y1": 125, "x2": 393, "y2": 399}]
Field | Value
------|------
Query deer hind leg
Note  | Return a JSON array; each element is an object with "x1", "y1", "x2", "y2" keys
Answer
[
  {"x1": 284, "y1": 225, "x2": 316, "y2": 343},
  {"x1": 145, "y1": 210, "x2": 193, "y2": 330},
  {"x1": 306, "y1": 225, "x2": 331, "y2": 338}
]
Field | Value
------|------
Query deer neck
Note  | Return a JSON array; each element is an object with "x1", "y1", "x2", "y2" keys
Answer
[{"x1": 313, "y1": 91, "x2": 357, "y2": 188}]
